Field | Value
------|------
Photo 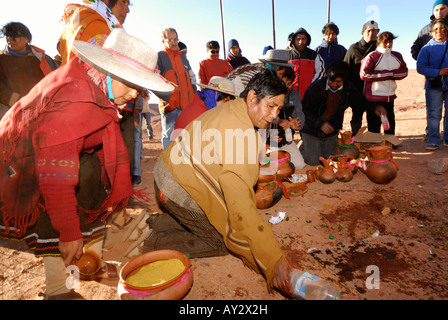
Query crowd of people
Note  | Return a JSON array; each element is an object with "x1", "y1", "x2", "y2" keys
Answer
[{"x1": 0, "y1": 0, "x2": 445, "y2": 300}]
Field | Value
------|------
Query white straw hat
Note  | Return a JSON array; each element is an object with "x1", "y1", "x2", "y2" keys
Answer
[
  {"x1": 72, "y1": 29, "x2": 174, "y2": 93},
  {"x1": 198, "y1": 76, "x2": 238, "y2": 96}
]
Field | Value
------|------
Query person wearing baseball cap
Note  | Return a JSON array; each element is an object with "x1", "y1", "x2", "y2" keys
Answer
[{"x1": 343, "y1": 20, "x2": 380, "y2": 131}]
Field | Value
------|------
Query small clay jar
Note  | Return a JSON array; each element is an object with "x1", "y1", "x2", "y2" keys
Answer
[
  {"x1": 335, "y1": 166, "x2": 353, "y2": 182},
  {"x1": 306, "y1": 170, "x2": 315, "y2": 183},
  {"x1": 334, "y1": 130, "x2": 360, "y2": 161},
  {"x1": 319, "y1": 157, "x2": 336, "y2": 184},
  {"x1": 314, "y1": 166, "x2": 323, "y2": 180},
  {"x1": 335, "y1": 156, "x2": 354, "y2": 182},
  {"x1": 268, "y1": 150, "x2": 295, "y2": 180},
  {"x1": 255, "y1": 181, "x2": 284, "y2": 209},
  {"x1": 258, "y1": 150, "x2": 294, "y2": 182},
  {"x1": 366, "y1": 146, "x2": 399, "y2": 184}
]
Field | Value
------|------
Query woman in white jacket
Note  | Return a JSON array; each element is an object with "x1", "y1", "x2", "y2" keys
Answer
[{"x1": 360, "y1": 32, "x2": 408, "y2": 135}]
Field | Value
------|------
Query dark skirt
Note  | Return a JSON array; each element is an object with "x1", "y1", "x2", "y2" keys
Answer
[{"x1": 0, "y1": 152, "x2": 108, "y2": 257}]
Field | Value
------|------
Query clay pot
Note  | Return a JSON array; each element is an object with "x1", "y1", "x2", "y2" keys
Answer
[
  {"x1": 255, "y1": 181, "x2": 284, "y2": 209},
  {"x1": 306, "y1": 170, "x2": 315, "y2": 183},
  {"x1": 333, "y1": 130, "x2": 360, "y2": 161},
  {"x1": 365, "y1": 146, "x2": 399, "y2": 184},
  {"x1": 258, "y1": 150, "x2": 295, "y2": 185},
  {"x1": 73, "y1": 250, "x2": 102, "y2": 281},
  {"x1": 314, "y1": 166, "x2": 323, "y2": 180},
  {"x1": 118, "y1": 250, "x2": 193, "y2": 300},
  {"x1": 335, "y1": 166, "x2": 353, "y2": 182},
  {"x1": 335, "y1": 155, "x2": 354, "y2": 182},
  {"x1": 319, "y1": 157, "x2": 336, "y2": 184}
]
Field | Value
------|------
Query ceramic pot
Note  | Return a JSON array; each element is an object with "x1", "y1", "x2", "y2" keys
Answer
[
  {"x1": 255, "y1": 181, "x2": 284, "y2": 209},
  {"x1": 258, "y1": 149, "x2": 294, "y2": 182},
  {"x1": 118, "y1": 250, "x2": 193, "y2": 300},
  {"x1": 319, "y1": 157, "x2": 336, "y2": 184},
  {"x1": 306, "y1": 170, "x2": 315, "y2": 183},
  {"x1": 333, "y1": 130, "x2": 359, "y2": 161},
  {"x1": 365, "y1": 146, "x2": 399, "y2": 184},
  {"x1": 335, "y1": 155, "x2": 354, "y2": 182},
  {"x1": 73, "y1": 250, "x2": 102, "y2": 281},
  {"x1": 314, "y1": 166, "x2": 323, "y2": 180},
  {"x1": 335, "y1": 166, "x2": 353, "y2": 182}
]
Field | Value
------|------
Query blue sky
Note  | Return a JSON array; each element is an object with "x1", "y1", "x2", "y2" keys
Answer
[{"x1": 0, "y1": 0, "x2": 436, "y2": 77}]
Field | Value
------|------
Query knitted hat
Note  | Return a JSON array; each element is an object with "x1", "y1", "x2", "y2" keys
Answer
[
  {"x1": 434, "y1": 0, "x2": 448, "y2": 9},
  {"x1": 228, "y1": 39, "x2": 239, "y2": 48},
  {"x1": 262, "y1": 45, "x2": 274, "y2": 56},
  {"x1": 73, "y1": 29, "x2": 174, "y2": 92},
  {"x1": 178, "y1": 41, "x2": 187, "y2": 51}
]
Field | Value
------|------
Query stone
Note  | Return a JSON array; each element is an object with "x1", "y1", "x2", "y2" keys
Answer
[{"x1": 427, "y1": 158, "x2": 448, "y2": 175}]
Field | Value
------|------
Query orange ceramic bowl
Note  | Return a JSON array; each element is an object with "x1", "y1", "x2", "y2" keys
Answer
[{"x1": 119, "y1": 250, "x2": 193, "y2": 300}]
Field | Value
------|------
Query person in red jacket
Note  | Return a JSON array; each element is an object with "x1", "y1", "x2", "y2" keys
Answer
[
  {"x1": 199, "y1": 40, "x2": 233, "y2": 85},
  {"x1": 157, "y1": 28, "x2": 196, "y2": 149},
  {"x1": 0, "y1": 29, "x2": 173, "y2": 300}
]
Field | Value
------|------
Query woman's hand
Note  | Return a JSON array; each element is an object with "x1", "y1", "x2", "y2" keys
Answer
[{"x1": 59, "y1": 239, "x2": 84, "y2": 267}]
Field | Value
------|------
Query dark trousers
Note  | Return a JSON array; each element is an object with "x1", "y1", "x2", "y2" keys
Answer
[{"x1": 367, "y1": 101, "x2": 395, "y2": 135}]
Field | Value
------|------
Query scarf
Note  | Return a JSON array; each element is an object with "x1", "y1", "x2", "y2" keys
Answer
[
  {"x1": 226, "y1": 50, "x2": 243, "y2": 60},
  {"x1": 63, "y1": 0, "x2": 122, "y2": 31},
  {"x1": 7, "y1": 46, "x2": 32, "y2": 57},
  {"x1": 0, "y1": 58, "x2": 132, "y2": 237}
]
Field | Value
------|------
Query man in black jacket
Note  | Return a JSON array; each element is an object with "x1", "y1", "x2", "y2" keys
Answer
[
  {"x1": 343, "y1": 20, "x2": 379, "y2": 136},
  {"x1": 343, "y1": 21, "x2": 379, "y2": 95},
  {"x1": 299, "y1": 61, "x2": 364, "y2": 166}
]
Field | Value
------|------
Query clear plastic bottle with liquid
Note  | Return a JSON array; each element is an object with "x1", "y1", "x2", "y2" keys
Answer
[
  {"x1": 290, "y1": 269, "x2": 342, "y2": 300},
  {"x1": 381, "y1": 114, "x2": 390, "y2": 131},
  {"x1": 285, "y1": 128, "x2": 293, "y2": 144}
]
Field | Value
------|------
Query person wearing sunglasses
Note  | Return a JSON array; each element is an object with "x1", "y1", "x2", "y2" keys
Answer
[{"x1": 199, "y1": 40, "x2": 233, "y2": 86}]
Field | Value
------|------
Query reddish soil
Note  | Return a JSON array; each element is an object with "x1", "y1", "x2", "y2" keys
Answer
[{"x1": 1, "y1": 70, "x2": 448, "y2": 300}]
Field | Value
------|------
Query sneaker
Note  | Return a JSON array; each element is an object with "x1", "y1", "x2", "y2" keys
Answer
[
  {"x1": 425, "y1": 144, "x2": 439, "y2": 151},
  {"x1": 132, "y1": 175, "x2": 142, "y2": 186}
]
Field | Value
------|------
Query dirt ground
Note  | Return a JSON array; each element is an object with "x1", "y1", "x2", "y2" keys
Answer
[{"x1": 1, "y1": 70, "x2": 448, "y2": 301}]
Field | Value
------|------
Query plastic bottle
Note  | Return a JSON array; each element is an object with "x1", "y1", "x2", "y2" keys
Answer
[
  {"x1": 285, "y1": 128, "x2": 293, "y2": 144},
  {"x1": 290, "y1": 269, "x2": 342, "y2": 300},
  {"x1": 381, "y1": 114, "x2": 390, "y2": 131}
]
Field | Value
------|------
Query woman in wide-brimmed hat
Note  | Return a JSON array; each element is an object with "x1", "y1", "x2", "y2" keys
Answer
[{"x1": 0, "y1": 29, "x2": 173, "y2": 300}]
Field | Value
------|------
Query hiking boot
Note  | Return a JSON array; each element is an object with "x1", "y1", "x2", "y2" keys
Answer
[
  {"x1": 132, "y1": 175, "x2": 142, "y2": 186},
  {"x1": 425, "y1": 144, "x2": 439, "y2": 151}
]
